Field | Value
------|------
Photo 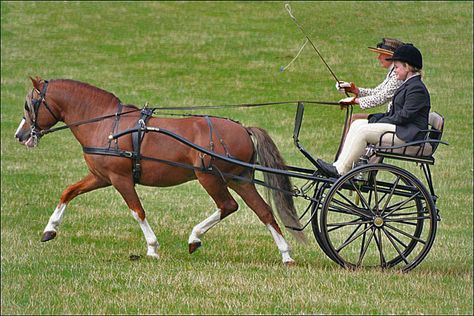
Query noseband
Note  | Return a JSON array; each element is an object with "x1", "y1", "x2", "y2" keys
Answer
[{"x1": 26, "y1": 80, "x2": 60, "y2": 139}]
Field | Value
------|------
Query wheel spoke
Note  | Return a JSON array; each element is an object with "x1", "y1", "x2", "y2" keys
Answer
[
  {"x1": 382, "y1": 227, "x2": 410, "y2": 265},
  {"x1": 335, "y1": 190, "x2": 359, "y2": 208},
  {"x1": 385, "y1": 223, "x2": 427, "y2": 245},
  {"x1": 328, "y1": 204, "x2": 360, "y2": 216},
  {"x1": 327, "y1": 219, "x2": 372, "y2": 228},
  {"x1": 383, "y1": 191, "x2": 422, "y2": 218},
  {"x1": 330, "y1": 197, "x2": 369, "y2": 218},
  {"x1": 376, "y1": 192, "x2": 389, "y2": 212},
  {"x1": 386, "y1": 210, "x2": 429, "y2": 217},
  {"x1": 349, "y1": 180, "x2": 374, "y2": 215},
  {"x1": 336, "y1": 222, "x2": 364, "y2": 247},
  {"x1": 372, "y1": 175, "x2": 380, "y2": 213},
  {"x1": 357, "y1": 228, "x2": 375, "y2": 267},
  {"x1": 384, "y1": 228, "x2": 409, "y2": 248},
  {"x1": 328, "y1": 218, "x2": 362, "y2": 234},
  {"x1": 385, "y1": 216, "x2": 431, "y2": 224},
  {"x1": 374, "y1": 228, "x2": 387, "y2": 267},
  {"x1": 335, "y1": 224, "x2": 373, "y2": 252},
  {"x1": 380, "y1": 175, "x2": 401, "y2": 214},
  {"x1": 386, "y1": 204, "x2": 422, "y2": 213},
  {"x1": 358, "y1": 223, "x2": 367, "y2": 264}
]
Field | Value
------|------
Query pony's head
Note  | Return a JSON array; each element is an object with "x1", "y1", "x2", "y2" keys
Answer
[{"x1": 15, "y1": 77, "x2": 61, "y2": 148}]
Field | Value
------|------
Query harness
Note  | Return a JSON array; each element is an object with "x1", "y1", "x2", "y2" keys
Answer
[
  {"x1": 83, "y1": 106, "x2": 155, "y2": 184},
  {"x1": 131, "y1": 107, "x2": 154, "y2": 183},
  {"x1": 82, "y1": 107, "x2": 233, "y2": 185}
]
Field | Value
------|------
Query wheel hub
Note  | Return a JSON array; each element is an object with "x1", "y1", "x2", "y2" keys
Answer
[{"x1": 373, "y1": 216, "x2": 384, "y2": 227}]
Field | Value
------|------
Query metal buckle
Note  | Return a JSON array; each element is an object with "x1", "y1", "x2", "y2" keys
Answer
[{"x1": 123, "y1": 151, "x2": 133, "y2": 158}]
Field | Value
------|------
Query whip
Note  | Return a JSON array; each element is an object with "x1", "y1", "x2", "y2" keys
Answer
[{"x1": 284, "y1": 3, "x2": 342, "y2": 84}]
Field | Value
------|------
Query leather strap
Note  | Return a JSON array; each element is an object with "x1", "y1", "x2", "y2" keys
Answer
[{"x1": 131, "y1": 108, "x2": 155, "y2": 184}]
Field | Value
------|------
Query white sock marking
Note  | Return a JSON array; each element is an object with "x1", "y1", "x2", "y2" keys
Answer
[
  {"x1": 188, "y1": 209, "x2": 222, "y2": 244},
  {"x1": 43, "y1": 203, "x2": 67, "y2": 233},
  {"x1": 130, "y1": 211, "x2": 160, "y2": 258},
  {"x1": 267, "y1": 224, "x2": 294, "y2": 263}
]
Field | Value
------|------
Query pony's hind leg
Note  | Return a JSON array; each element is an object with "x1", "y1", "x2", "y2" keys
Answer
[
  {"x1": 42, "y1": 173, "x2": 109, "y2": 242},
  {"x1": 111, "y1": 176, "x2": 160, "y2": 258},
  {"x1": 189, "y1": 173, "x2": 239, "y2": 254},
  {"x1": 229, "y1": 182, "x2": 295, "y2": 266}
]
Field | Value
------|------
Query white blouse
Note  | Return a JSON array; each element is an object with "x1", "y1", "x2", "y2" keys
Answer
[{"x1": 358, "y1": 65, "x2": 403, "y2": 112}]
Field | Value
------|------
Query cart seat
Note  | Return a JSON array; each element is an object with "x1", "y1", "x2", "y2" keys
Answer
[{"x1": 372, "y1": 112, "x2": 447, "y2": 164}]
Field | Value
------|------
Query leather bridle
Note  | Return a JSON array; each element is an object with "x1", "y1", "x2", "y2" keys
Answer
[{"x1": 24, "y1": 80, "x2": 60, "y2": 140}]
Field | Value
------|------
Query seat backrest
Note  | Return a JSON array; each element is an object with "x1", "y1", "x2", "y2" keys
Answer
[
  {"x1": 374, "y1": 112, "x2": 445, "y2": 161},
  {"x1": 428, "y1": 112, "x2": 445, "y2": 152}
]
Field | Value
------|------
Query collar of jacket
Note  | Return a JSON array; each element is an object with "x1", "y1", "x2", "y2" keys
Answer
[{"x1": 402, "y1": 73, "x2": 421, "y2": 85}]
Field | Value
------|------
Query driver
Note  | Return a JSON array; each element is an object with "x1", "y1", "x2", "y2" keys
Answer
[
  {"x1": 317, "y1": 44, "x2": 430, "y2": 177},
  {"x1": 335, "y1": 38, "x2": 405, "y2": 156}
]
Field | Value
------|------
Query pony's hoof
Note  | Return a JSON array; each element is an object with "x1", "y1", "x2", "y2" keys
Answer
[
  {"x1": 284, "y1": 260, "x2": 296, "y2": 267},
  {"x1": 147, "y1": 253, "x2": 160, "y2": 259},
  {"x1": 41, "y1": 231, "x2": 56, "y2": 242},
  {"x1": 189, "y1": 241, "x2": 201, "y2": 254}
]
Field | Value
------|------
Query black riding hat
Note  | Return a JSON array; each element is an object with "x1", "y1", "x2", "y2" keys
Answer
[{"x1": 387, "y1": 44, "x2": 423, "y2": 69}]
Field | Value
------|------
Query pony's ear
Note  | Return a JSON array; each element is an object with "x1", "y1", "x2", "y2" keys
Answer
[{"x1": 29, "y1": 76, "x2": 42, "y2": 91}]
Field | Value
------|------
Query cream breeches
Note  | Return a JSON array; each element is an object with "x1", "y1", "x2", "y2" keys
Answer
[{"x1": 334, "y1": 119, "x2": 405, "y2": 174}]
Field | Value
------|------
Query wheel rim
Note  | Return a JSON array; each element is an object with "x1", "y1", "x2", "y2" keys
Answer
[
  {"x1": 320, "y1": 164, "x2": 437, "y2": 272},
  {"x1": 310, "y1": 183, "x2": 338, "y2": 262}
]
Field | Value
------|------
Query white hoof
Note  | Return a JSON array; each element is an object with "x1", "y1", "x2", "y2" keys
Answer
[
  {"x1": 146, "y1": 243, "x2": 160, "y2": 258},
  {"x1": 147, "y1": 252, "x2": 160, "y2": 259}
]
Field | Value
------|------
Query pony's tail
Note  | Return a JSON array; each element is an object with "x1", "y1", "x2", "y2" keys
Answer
[{"x1": 247, "y1": 127, "x2": 308, "y2": 244}]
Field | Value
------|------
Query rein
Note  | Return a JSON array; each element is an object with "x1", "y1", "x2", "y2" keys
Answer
[
  {"x1": 39, "y1": 107, "x2": 142, "y2": 136},
  {"x1": 38, "y1": 99, "x2": 343, "y2": 136}
]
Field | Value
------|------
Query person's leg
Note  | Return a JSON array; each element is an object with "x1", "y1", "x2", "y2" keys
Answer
[
  {"x1": 317, "y1": 120, "x2": 368, "y2": 178},
  {"x1": 333, "y1": 119, "x2": 369, "y2": 172},
  {"x1": 334, "y1": 113, "x2": 370, "y2": 160},
  {"x1": 334, "y1": 123, "x2": 403, "y2": 175}
]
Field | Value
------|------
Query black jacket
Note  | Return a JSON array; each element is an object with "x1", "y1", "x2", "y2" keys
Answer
[{"x1": 368, "y1": 75, "x2": 430, "y2": 142}]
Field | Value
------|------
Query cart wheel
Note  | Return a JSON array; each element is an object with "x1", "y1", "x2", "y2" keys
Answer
[
  {"x1": 310, "y1": 182, "x2": 338, "y2": 262},
  {"x1": 320, "y1": 164, "x2": 437, "y2": 272}
]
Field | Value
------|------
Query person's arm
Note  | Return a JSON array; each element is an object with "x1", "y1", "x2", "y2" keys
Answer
[{"x1": 357, "y1": 75, "x2": 402, "y2": 109}]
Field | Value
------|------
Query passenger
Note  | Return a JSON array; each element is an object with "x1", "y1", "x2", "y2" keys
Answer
[
  {"x1": 335, "y1": 38, "x2": 405, "y2": 157},
  {"x1": 317, "y1": 44, "x2": 430, "y2": 177}
]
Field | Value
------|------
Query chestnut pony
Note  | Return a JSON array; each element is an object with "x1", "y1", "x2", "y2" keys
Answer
[{"x1": 15, "y1": 77, "x2": 306, "y2": 265}]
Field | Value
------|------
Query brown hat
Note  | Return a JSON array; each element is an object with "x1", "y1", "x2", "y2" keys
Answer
[{"x1": 368, "y1": 38, "x2": 405, "y2": 55}]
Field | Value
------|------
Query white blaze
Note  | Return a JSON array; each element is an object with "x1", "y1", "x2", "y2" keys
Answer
[{"x1": 14, "y1": 118, "x2": 26, "y2": 138}]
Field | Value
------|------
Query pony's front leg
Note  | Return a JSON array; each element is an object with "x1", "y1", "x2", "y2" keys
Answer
[
  {"x1": 188, "y1": 208, "x2": 222, "y2": 253},
  {"x1": 42, "y1": 173, "x2": 109, "y2": 242},
  {"x1": 112, "y1": 177, "x2": 160, "y2": 258}
]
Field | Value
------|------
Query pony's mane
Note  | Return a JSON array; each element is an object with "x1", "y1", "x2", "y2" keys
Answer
[{"x1": 52, "y1": 79, "x2": 123, "y2": 107}]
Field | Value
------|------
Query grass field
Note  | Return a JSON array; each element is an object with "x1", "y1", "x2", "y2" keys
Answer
[{"x1": 1, "y1": 1, "x2": 473, "y2": 314}]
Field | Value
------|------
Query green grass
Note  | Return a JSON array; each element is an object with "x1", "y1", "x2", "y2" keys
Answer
[{"x1": 1, "y1": 1, "x2": 473, "y2": 314}]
